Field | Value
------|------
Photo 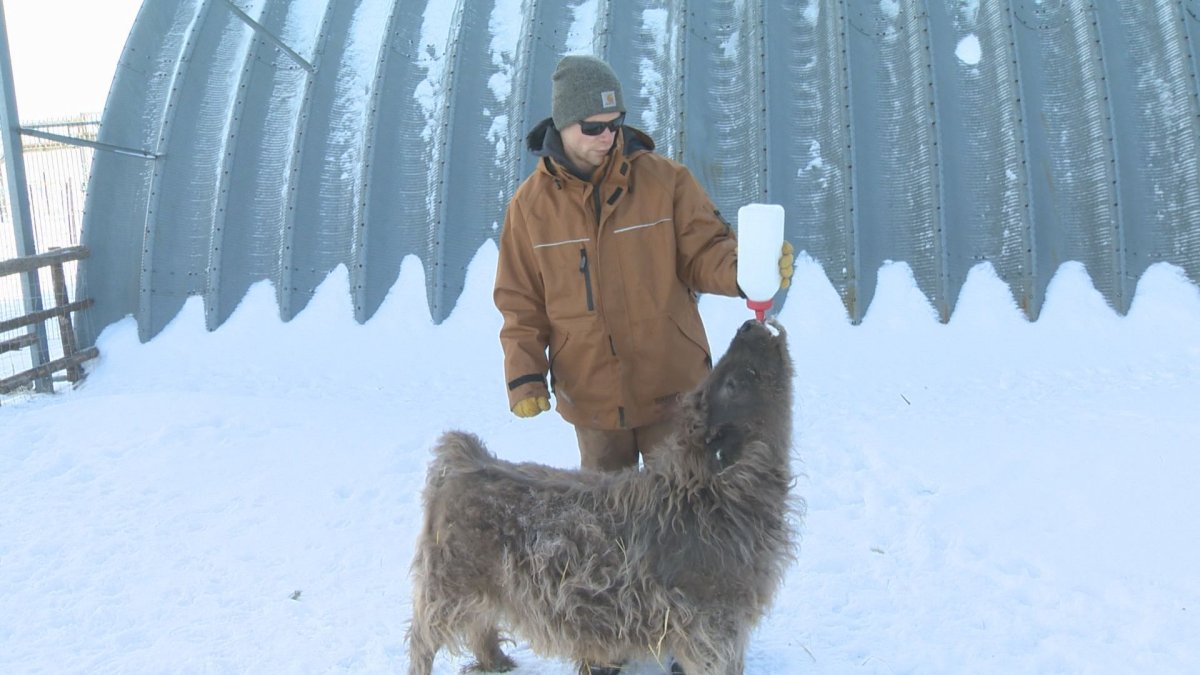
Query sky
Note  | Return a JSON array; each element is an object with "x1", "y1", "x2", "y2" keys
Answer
[
  {"x1": 3, "y1": 0, "x2": 142, "y2": 120},
  {"x1": 2, "y1": 246, "x2": 1199, "y2": 673}
]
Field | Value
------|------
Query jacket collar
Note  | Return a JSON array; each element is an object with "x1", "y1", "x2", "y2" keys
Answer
[{"x1": 526, "y1": 117, "x2": 656, "y2": 184}]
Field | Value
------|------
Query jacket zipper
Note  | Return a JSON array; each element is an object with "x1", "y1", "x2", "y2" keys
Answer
[
  {"x1": 579, "y1": 248, "x2": 594, "y2": 311},
  {"x1": 593, "y1": 183, "x2": 603, "y2": 227},
  {"x1": 580, "y1": 180, "x2": 607, "y2": 314}
]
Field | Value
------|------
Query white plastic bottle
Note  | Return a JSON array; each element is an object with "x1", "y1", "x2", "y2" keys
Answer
[{"x1": 736, "y1": 203, "x2": 786, "y2": 321}]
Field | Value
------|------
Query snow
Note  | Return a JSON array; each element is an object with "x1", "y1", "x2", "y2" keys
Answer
[
  {"x1": 638, "y1": 8, "x2": 670, "y2": 132},
  {"x1": 485, "y1": 0, "x2": 526, "y2": 160},
  {"x1": 565, "y1": 0, "x2": 600, "y2": 54},
  {"x1": 956, "y1": 34, "x2": 982, "y2": 66},
  {"x1": 414, "y1": 0, "x2": 457, "y2": 147},
  {"x1": 3, "y1": 241, "x2": 1199, "y2": 673}
]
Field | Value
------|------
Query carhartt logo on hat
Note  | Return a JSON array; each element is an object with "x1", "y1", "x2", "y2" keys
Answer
[{"x1": 551, "y1": 55, "x2": 627, "y2": 130}]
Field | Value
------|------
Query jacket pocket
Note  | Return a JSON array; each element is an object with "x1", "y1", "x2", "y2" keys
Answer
[
  {"x1": 547, "y1": 330, "x2": 565, "y2": 394},
  {"x1": 612, "y1": 217, "x2": 675, "y2": 318},
  {"x1": 674, "y1": 307, "x2": 710, "y2": 345},
  {"x1": 533, "y1": 238, "x2": 595, "y2": 320},
  {"x1": 631, "y1": 311, "x2": 713, "y2": 402},
  {"x1": 667, "y1": 310, "x2": 713, "y2": 371},
  {"x1": 548, "y1": 317, "x2": 616, "y2": 409}
]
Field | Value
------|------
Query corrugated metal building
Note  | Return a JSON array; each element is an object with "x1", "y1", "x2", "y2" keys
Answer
[{"x1": 76, "y1": 0, "x2": 1200, "y2": 345}]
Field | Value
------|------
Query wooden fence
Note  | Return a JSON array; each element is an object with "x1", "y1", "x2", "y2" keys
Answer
[{"x1": 0, "y1": 245, "x2": 97, "y2": 396}]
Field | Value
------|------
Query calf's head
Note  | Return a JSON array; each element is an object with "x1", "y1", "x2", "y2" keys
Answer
[{"x1": 700, "y1": 319, "x2": 794, "y2": 468}]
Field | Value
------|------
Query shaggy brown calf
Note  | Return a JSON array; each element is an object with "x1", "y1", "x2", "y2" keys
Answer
[{"x1": 407, "y1": 318, "x2": 798, "y2": 675}]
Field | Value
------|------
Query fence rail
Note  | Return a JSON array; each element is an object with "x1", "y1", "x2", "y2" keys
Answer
[{"x1": 0, "y1": 245, "x2": 97, "y2": 396}]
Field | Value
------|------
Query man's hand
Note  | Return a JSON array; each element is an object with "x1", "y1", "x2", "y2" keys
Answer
[
  {"x1": 779, "y1": 240, "x2": 795, "y2": 290},
  {"x1": 512, "y1": 395, "x2": 550, "y2": 418}
]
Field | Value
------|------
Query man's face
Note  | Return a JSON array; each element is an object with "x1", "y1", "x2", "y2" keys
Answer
[{"x1": 560, "y1": 111, "x2": 622, "y2": 173}]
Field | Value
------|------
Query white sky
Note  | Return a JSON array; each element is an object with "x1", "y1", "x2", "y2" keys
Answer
[{"x1": 3, "y1": 0, "x2": 142, "y2": 120}]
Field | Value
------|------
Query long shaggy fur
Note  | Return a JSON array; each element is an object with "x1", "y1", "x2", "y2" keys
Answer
[{"x1": 407, "y1": 319, "x2": 800, "y2": 675}]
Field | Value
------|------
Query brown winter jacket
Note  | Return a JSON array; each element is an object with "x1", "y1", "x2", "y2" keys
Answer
[{"x1": 494, "y1": 118, "x2": 740, "y2": 430}]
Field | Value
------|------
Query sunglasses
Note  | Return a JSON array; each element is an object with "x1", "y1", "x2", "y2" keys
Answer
[{"x1": 578, "y1": 113, "x2": 625, "y2": 136}]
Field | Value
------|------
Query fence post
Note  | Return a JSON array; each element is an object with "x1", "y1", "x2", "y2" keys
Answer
[
  {"x1": 0, "y1": 0, "x2": 52, "y2": 392},
  {"x1": 48, "y1": 255, "x2": 83, "y2": 382}
]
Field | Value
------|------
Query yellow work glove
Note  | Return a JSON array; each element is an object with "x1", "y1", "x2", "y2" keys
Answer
[
  {"x1": 779, "y1": 240, "x2": 795, "y2": 290},
  {"x1": 512, "y1": 395, "x2": 550, "y2": 418}
]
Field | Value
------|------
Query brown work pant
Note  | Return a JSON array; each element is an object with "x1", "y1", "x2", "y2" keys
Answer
[{"x1": 575, "y1": 417, "x2": 676, "y2": 472}]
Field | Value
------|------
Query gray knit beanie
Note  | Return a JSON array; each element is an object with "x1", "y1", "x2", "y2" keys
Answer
[{"x1": 551, "y1": 55, "x2": 626, "y2": 131}]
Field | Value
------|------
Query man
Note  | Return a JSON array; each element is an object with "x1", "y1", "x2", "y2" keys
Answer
[{"x1": 494, "y1": 54, "x2": 793, "y2": 474}]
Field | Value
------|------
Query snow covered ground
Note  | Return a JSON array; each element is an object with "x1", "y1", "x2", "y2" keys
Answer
[{"x1": 3, "y1": 245, "x2": 1199, "y2": 673}]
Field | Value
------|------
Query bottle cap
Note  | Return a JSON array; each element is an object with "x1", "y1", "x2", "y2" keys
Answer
[{"x1": 747, "y1": 298, "x2": 772, "y2": 322}]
